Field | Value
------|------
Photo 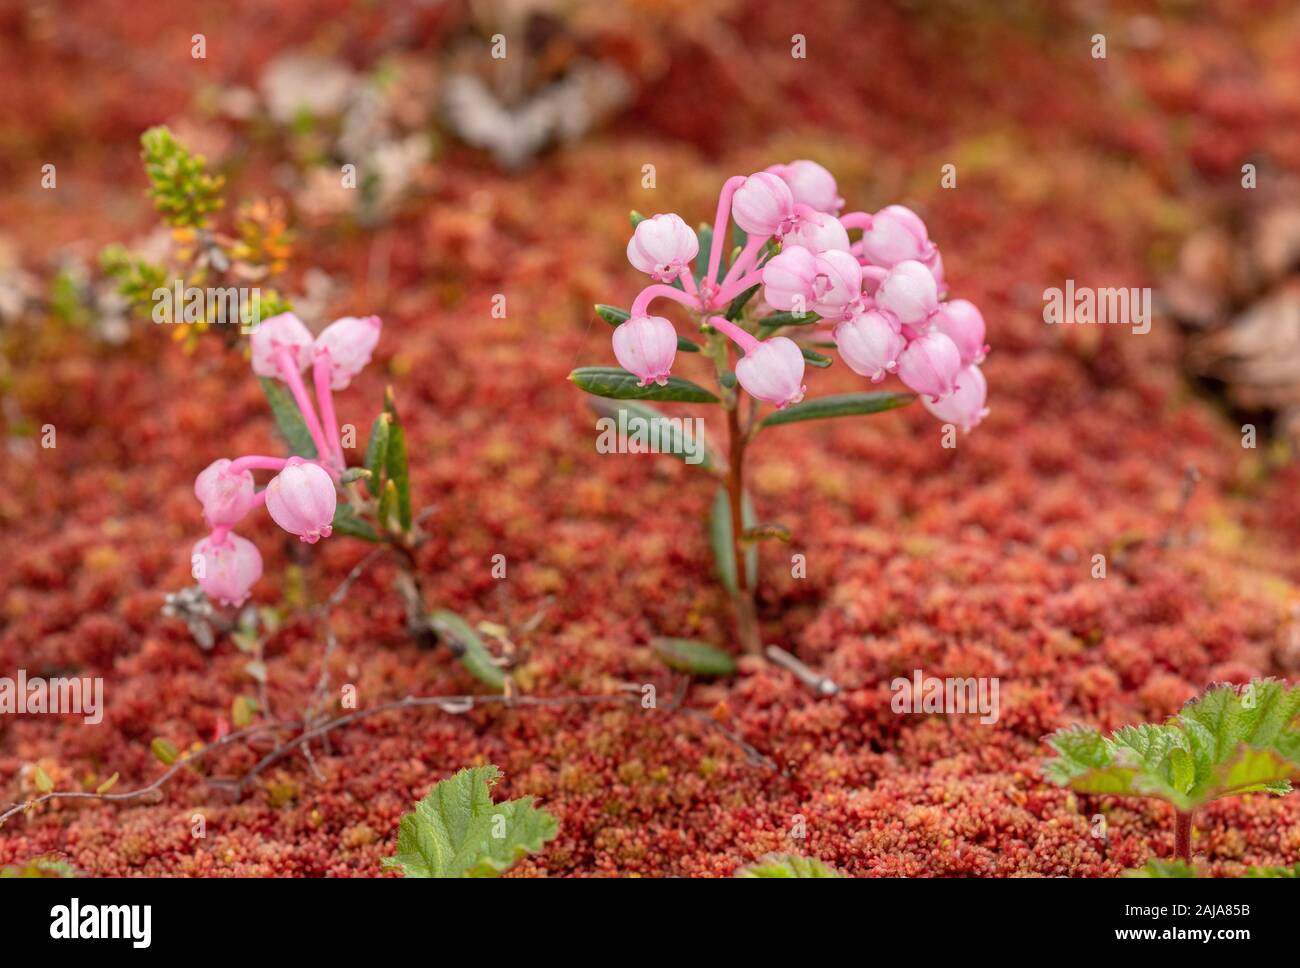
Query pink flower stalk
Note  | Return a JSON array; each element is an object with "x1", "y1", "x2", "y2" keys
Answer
[
  {"x1": 192, "y1": 532, "x2": 263, "y2": 607},
  {"x1": 250, "y1": 312, "x2": 314, "y2": 378},
  {"x1": 194, "y1": 459, "x2": 258, "y2": 529},
  {"x1": 783, "y1": 209, "x2": 851, "y2": 254},
  {"x1": 314, "y1": 315, "x2": 382, "y2": 391},
  {"x1": 731, "y1": 171, "x2": 798, "y2": 238},
  {"x1": 855, "y1": 205, "x2": 936, "y2": 267},
  {"x1": 875, "y1": 260, "x2": 940, "y2": 326},
  {"x1": 265, "y1": 457, "x2": 337, "y2": 543},
  {"x1": 834, "y1": 308, "x2": 906, "y2": 382},
  {"x1": 930, "y1": 298, "x2": 988, "y2": 367},
  {"x1": 613, "y1": 315, "x2": 678, "y2": 386},
  {"x1": 627, "y1": 214, "x2": 699, "y2": 283},
  {"x1": 897, "y1": 330, "x2": 963, "y2": 402},
  {"x1": 708, "y1": 316, "x2": 806, "y2": 409},
  {"x1": 922, "y1": 363, "x2": 989, "y2": 431},
  {"x1": 761, "y1": 246, "x2": 861, "y2": 320},
  {"x1": 766, "y1": 160, "x2": 844, "y2": 215}
]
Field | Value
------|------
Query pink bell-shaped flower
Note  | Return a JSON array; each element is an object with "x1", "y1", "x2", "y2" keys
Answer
[
  {"x1": 250, "y1": 312, "x2": 315, "y2": 379},
  {"x1": 808, "y1": 249, "x2": 862, "y2": 319},
  {"x1": 875, "y1": 260, "x2": 940, "y2": 326},
  {"x1": 613, "y1": 315, "x2": 678, "y2": 387},
  {"x1": 194, "y1": 459, "x2": 258, "y2": 529},
  {"x1": 762, "y1": 247, "x2": 861, "y2": 320},
  {"x1": 930, "y1": 299, "x2": 987, "y2": 367},
  {"x1": 626, "y1": 214, "x2": 699, "y2": 283},
  {"x1": 192, "y1": 532, "x2": 263, "y2": 607},
  {"x1": 735, "y1": 336, "x2": 806, "y2": 409},
  {"x1": 922, "y1": 363, "x2": 989, "y2": 432},
  {"x1": 783, "y1": 209, "x2": 851, "y2": 254},
  {"x1": 858, "y1": 205, "x2": 935, "y2": 267},
  {"x1": 834, "y1": 309, "x2": 906, "y2": 382},
  {"x1": 767, "y1": 160, "x2": 844, "y2": 215},
  {"x1": 897, "y1": 330, "x2": 962, "y2": 402},
  {"x1": 314, "y1": 315, "x2": 382, "y2": 390},
  {"x1": 731, "y1": 171, "x2": 797, "y2": 237},
  {"x1": 265, "y1": 457, "x2": 337, "y2": 544}
]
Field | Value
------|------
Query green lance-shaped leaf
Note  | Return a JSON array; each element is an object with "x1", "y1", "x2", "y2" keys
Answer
[
  {"x1": 801, "y1": 348, "x2": 832, "y2": 368},
  {"x1": 587, "y1": 398, "x2": 717, "y2": 472},
  {"x1": 385, "y1": 415, "x2": 412, "y2": 533},
  {"x1": 377, "y1": 479, "x2": 400, "y2": 534},
  {"x1": 362, "y1": 412, "x2": 391, "y2": 498},
  {"x1": 1042, "y1": 679, "x2": 1300, "y2": 811},
  {"x1": 259, "y1": 378, "x2": 319, "y2": 459},
  {"x1": 570, "y1": 367, "x2": 719, "y2": 404},
  {"x1": 332, "y1": 503, "x2": 381, "y2": 542},
  {"x1": 428, "y1": 610, "x2": 506, "y2": 692},
  {"x1": 758, "y1": 391, "x2": 916, "y2": 430},
  {"x1": 151, "y1": 738, "x2": 179, "y2": 766},
  {"x1": 693, "y1": 225, "x2": 714, "y2": 284},
  {"x1": 735, "y1": 854, "x2": 845, "y2": 878},
  {"x1": 756, "y1": 310, "x2": 823, "y2": 337},
  {"x1": 677, "y1": 337, "x2": 701, "y2": 353},
  {"x1": 652, "y1": 637, "x2": 737, "y2": 677},
  {"x1": 725, "y1": 284, "x2": 761, "y2": 321},
  {"x1": 710, "y1": 486, "x2": 757, "y2": 595},
  {"x1": 383, "y1": 766, "x2": 558, "y2": 878}
]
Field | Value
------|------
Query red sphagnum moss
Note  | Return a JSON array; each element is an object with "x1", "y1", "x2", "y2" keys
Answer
[{"x1": 3, "y1": 0, "x2": 1300, "y2": 876}]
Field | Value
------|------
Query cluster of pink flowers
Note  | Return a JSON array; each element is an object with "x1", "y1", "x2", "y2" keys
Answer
[
  {"x1": 191, "y1": 313, "x2": 381, "y2": 606},
  {"x1": 615, "y1": 161, "x2": 989, "y2": 429}
]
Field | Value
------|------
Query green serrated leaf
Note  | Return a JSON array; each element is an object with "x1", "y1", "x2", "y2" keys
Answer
[
  {"x1": 758, "y1": 391, "x2": 916, "y2": 430},
  {"x1": 709, "y1": 486, "x2": 757, "y2": 595},
  {"x1": 429, "y1": 610, "x2": 506, "y2": 692},
  {"x1": 586, "y1": 398, "x2": 716, "y2": 471},
  {"x1": 736, "y1": 854, "x2": 844, "y2": 878},
  {"x1": 384, "y1": 766, "x2": 557, "y2": 878},
  {"x1": 258, "y1": 378, "x2": 318, "y2": 459},
  {"x1": 569, "y1": 367, "x2": 719, "y2": 404},
  {"x1": 652, "y1": 637, "x2": 737, "y2": 677}
]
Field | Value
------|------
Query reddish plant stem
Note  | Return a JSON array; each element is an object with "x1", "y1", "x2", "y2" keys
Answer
[{"x1": 1174, "y1": 809, "x2": 1193, "y2": 864}]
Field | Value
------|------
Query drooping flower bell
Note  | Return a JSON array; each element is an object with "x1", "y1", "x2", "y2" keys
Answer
[
  {"x1": 265, "y1": 457, "x2": 337, "y2": 543},
  {"x1": 875, "y1": 260, "x2": 940, "y2": 326},
  {"x1": 626, "y1": 214, "x2": 699, "y2": 283},
  {"x1": 735, "y1": 336, "x2": 806, "y2": 409},
  {"x1": 762, "y1": 247, "x2": 861, "y2": 319},
  {"x1": 766, "y1": 160, "x2": 844, "y2": 215},
  {"x1": 858, "y1": 205, "x2": 935, "y2": 267},
  {"x1": 930, "y1": 299, "x2": 987, "y2": 367},
  {"x1": 194, "y1": 459, "x2": 257, "y2": 529},
  {"x1": 783, "y1": 209, "x2": 851, "y2": 254},
  {"x1": 192, "y1": 532, "x2": 263, "y2": 607},
  {"x1": 613, "y1": 315, "x2": 678, "y2": 387},
  {"x1": 897, "y1": 330, "x2": 962, "y2": 402},
  {"x1": 314, "y1": 315, "x2": 382, "y2": 390},
  {"x1": 834, "y1": 308, "x2": 906, "y2": 383},
  {"x1": 922, "y1": 363, "x2": 989, "y2": 432},
  {"x1": 731, "y1": 171, "x2": 797, "y2": 237},
  {"x1": 250, "y1": 312, "x2": 315, "y2": 379}
]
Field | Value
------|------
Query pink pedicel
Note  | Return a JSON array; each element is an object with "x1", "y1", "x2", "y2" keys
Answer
[
  {"x1": 930, "y1": 298, "x2": 988, "y2": 367},
  {"x1": 194, "y1": 458, "x2": 258, "y2": 529},
  {"x1": 314, "y1": 315, "x2": 382, "y2": 391},
  {"x1": 834, "y1": 308, "x2": 906, "y2": 383},
  {"x1": 613, "y1": 314, "x2": 678, "y2": 387},
  {"x1": 923, "y1": 363, "x2": 989, "y2": 432},
  {"x1": 875, "y1": 259, "x2": 940, "y2": 326},
  {"x1": 857, "y1": 204, "x2": 935, "y2": 267},
  {"x1": 897, "y1": 330, "x2": 963, "y2": 402},
  {"x1": 192, "y1": 532, "x2": 263, "y2": 607},
  {"x1": 265, "y1": 457, "x2": 337, "y2": 543},
  {"x1": 250, "y1": 312, "x2": 314, "y2": 379},
  {"x1": 766, "y1": 160, "x2": 844, "y2": 215},
  {"x1": 627, "y1": 214, "x2": 700, "y2": 283}
]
